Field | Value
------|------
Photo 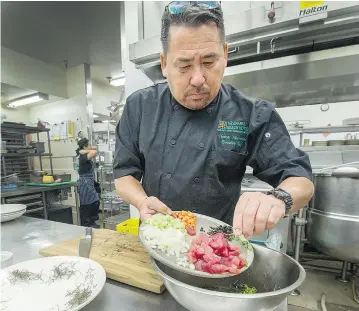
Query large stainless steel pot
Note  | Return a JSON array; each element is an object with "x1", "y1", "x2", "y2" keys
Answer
[
  {"x1": 307, "y1": 168, "x2": 359, "y2": 263},
  {"x1": 152, "y1": 244, "x2": 305, "y2": 311}
]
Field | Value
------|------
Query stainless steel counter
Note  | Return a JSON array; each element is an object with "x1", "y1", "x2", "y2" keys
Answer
[{"x1": 1, "y1": 217, "x2": 288, "y2": 311}]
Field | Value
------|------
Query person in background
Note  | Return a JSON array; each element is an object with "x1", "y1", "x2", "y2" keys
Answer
[{"x1": 76, "y1": 138, "x2": 100, "y2": 228}]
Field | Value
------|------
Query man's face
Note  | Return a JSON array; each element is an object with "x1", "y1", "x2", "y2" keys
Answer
[{"x1": 160, "y1": 23, "x2": 228, "y2": 110}]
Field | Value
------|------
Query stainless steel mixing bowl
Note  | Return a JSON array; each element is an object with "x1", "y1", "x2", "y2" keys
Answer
[{"x1": 152, "y1": 244, "x2": 305, "y2": 311}]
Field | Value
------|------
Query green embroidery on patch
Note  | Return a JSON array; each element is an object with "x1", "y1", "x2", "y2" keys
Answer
[{"x1": 217, "y1": 120, "x2": 249, "y2": 149}]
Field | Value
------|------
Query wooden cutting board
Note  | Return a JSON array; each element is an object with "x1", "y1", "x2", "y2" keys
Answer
[{"x1": 39, "y1": 229, "x2": 165, "y2": 294}]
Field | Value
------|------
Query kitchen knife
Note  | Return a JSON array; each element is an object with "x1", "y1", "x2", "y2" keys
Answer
[{"x1": 78, "y1": 227, "x2": 92, "y2": 258}]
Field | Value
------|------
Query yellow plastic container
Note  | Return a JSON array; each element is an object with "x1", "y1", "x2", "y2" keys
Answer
[
  {"x1": 42, "y1": 175, "x2": 54, "y2": 184},
  {"x1": 116, "y1": 218, "x2": 140, "y2": 235}
]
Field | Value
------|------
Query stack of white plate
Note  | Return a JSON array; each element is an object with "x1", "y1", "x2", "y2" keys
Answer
[{"x1": 0, "y1": 204, "x2": 27, "y2": 223}]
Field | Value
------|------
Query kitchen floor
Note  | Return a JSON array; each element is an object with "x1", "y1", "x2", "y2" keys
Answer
[{"x1": 287, "y1": 262, "x2": 359, "y2": 311}]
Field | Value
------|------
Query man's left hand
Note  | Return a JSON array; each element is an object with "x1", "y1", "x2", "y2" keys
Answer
[{"x1": 233, "y1": 192, "x2": 285, "y2": 239}]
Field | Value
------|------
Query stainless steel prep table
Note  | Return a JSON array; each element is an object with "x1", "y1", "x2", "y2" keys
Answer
[
  {"x1": 1, "y1": 217, "x2": 288, "y2": 311},
  {"x1": 1, "y1": 184, "x2": 80, "y2": 223}
]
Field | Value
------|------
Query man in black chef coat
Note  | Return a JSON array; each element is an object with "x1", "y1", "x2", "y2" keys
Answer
[{"x1": 114, "y1": 2, "x2": 314, "y2": 239}]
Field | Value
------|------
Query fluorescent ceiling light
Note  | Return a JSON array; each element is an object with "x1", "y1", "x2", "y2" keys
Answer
[
  {"x1": 93, "y1": 114, "x2": 99, "y2": 118},
  {"x1": 102, "y1": 120, "x2": 110, "y2": 123},
  {"x1": 109, "y1": 76, "x2": 125, "y2": 87},
  {"x1": 7, "y1": 92, "x2": 48, "y2": 108}
]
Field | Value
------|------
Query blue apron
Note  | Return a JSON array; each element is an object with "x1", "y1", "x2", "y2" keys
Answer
[{"x1": 77, "y1": 172, "x2": 99, "y2": 205}]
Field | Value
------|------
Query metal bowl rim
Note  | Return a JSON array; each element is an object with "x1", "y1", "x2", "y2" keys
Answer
[
  {"x1": 308, "y1": 208, "x2": 359, "y2": 220},
  {"x1": 313, "y1": 172, "x2": 359, "y2": 178},
  {"x1": 151, "y1": 244, "x2": 306, "y2": 299}
]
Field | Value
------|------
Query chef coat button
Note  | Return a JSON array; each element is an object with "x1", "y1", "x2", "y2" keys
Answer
[
  {"x1": 199, "y1": 142, "x2": 205, "y2": 148},
  {"x1": 194, "y1": 177, "x2": 200, "y2": 183},
  {"x1": 166, "y1": 173, "x2": 172, "y2": 179},
  {"x1": 265, "y1": 132, "x2": 271, "y2": 139},
  {"x1": 170, "y1": 139, "x2": 176, "y2": 145}
]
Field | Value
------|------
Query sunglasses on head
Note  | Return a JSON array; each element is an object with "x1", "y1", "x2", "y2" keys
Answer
[{"x1": 166, "y1": 1, "x2": 221, "y2": 15}]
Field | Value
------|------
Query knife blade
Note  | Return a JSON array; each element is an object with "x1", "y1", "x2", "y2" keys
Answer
[{"x1": 78, "y1": 227, "x2": 92, "y2": 258}]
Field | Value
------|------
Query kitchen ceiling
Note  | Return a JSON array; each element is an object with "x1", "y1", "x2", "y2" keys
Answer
[{"x1": 0, "y1": 1, "x2": 123, "y2": 85}]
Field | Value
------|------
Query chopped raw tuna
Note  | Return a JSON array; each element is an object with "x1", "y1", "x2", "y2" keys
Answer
[
  {"x1": 187, "y1": 232, "x2": 245, "y2": 275},
  {"x1": 186, "y1": 226, "x2": 196, "y2": 236}
]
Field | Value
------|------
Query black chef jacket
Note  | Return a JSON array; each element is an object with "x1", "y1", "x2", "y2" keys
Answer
[{"x1": 114, "y1": 83, "x2": 312, "y2": 224}]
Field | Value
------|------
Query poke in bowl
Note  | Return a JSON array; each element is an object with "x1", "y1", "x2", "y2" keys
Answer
[{"x1": 139, "y1": 211, "x2": 254, "y2": 278}]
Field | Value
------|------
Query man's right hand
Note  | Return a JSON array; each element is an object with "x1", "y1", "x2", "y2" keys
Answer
[{"x1": 138, "y1": 196, "x2": 172, "y2": 221}]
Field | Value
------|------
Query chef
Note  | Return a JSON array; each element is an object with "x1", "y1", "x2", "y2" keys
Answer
[{"x1": 114, "y1": 1, "x2": 314, "y2": 239}]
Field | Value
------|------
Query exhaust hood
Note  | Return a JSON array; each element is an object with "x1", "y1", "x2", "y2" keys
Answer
[{"x1": 129, "y1": 2, "x2": 359, "y2": 107}]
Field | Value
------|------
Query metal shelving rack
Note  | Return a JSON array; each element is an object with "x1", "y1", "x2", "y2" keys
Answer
[
  {"x1": 97, "y1": 164, "x2": 129, "y2": 230},
  {"x1": 1, "y1": 123, "x2": 54, "y2": 215},
  {"x1": 1, "y1": 122, "x2": 54, "y2": 180},
  {"x1": 289, "y1": 125, "x2": 359, "y2": 147}
]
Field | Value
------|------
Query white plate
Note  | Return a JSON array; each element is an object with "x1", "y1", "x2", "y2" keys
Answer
[
  {"x1": 1, "y1": 210, "x2": 26, "y2": 223},
  {"x1": 0, "y1": 204, "x2": 27, "y2": 214},
  {"x1": 1, "y1": 209, "x2": 26, "y2": 216},
  {"x1": 0, "y1": 251, "x2": 13, "y2": 268},
  {"x1": 139, "y1": 213, "x2": 254, "y2": 279},
  {"x1": 0, "y1": 256, "x2": 106, "y2": 311}
]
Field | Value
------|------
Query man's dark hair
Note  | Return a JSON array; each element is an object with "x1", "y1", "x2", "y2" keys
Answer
[{"x1": 161, "y1": 4, "x2": 225, "y2": 56}]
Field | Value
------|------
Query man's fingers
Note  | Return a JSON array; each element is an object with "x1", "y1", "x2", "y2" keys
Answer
[
  {"x1": 242, "y1": 197, "x2": 260, "y2": 239},
  {"x1": 266, "y1": 205, "x2": 285, "y2": 230},
  {"x1": 140, "y1": 209, "x2": 156, "y2": 221},
  {"x1": 253, "y1": 201, "x2": 272, "y2": 236},
  {"x1": 158, "y1": 204, "x2": 172, "y2": 215},
  {"x1": 149, "y1": 197, "x2": 172, "y2": 215},
  {"x1": 233, "y1": 194, "x2": 249, "y2": 235}
]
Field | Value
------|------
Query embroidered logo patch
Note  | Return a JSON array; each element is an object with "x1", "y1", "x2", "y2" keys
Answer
[{"x1": 217, "y1": 120, "x2": 249, "y2": 150}]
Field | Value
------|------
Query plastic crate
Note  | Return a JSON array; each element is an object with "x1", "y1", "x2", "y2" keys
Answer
[{"x1": 116, "y1": 218, "x2": 140, "y2": 235}]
